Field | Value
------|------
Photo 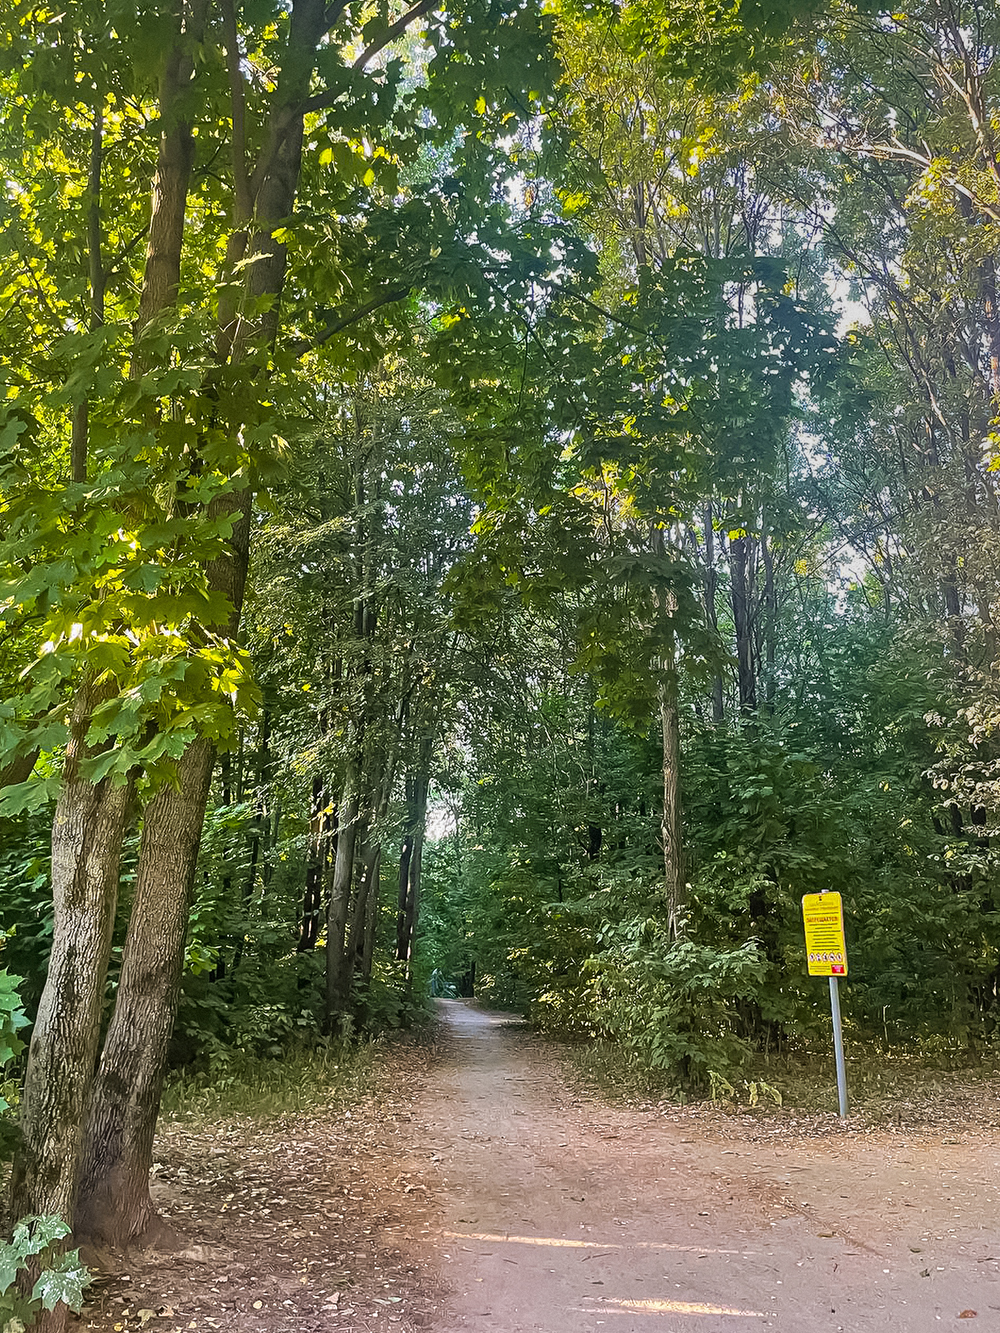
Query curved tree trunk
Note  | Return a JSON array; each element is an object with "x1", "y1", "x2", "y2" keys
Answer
[{"x1": 74, "y1": 739, "x2": 215, "y2": 1247}]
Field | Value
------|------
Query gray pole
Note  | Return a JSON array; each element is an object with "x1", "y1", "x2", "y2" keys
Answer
[{"x1": 829, "y1": 976, "x2": 848, "y2": 1117}]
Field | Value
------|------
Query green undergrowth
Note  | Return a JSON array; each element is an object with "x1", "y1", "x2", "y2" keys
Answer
[
  {"x1": 566, "y1": 1034, "x2": 1000, "y2": 1125},
  {"x1": 159, "y1": 1039, "x2": 384, "y2": 1124},
  {"x1": 750, "y1": 1040, "x2": 1000, "y2": 1122}
]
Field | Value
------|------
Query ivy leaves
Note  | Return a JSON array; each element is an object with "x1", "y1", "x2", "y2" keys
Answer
[{"x1": 0, "y1": 1215, "x2": 90, "y2": 1325}]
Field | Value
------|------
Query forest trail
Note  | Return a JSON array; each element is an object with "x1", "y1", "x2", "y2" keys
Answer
[
  {"x1": 80, "y1": 1004, "x2": 1000, "y2": 1333},
  {"x1": 413, "y1": 1001, "x2": 1000, "y2": 1332}
]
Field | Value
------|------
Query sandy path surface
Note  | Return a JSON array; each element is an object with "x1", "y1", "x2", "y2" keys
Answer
[{"x1": 411, "y1": 1001, "x2": 1000, "y2": 1332}]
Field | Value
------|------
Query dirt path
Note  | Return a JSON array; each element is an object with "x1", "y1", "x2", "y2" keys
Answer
[
  {"x1": 78, "y1": 1001, "x2": 1000, "y2": 1333},
  {"x1": 410, "y1": 1001, "x2": 1000, "y2": 1332}
]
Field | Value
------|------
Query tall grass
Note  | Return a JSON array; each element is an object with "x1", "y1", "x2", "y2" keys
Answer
[{"x1": 159, "y1": 1040, "x2": 384, "y2": 1123}]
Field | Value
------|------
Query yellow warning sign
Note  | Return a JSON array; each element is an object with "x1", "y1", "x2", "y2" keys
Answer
[{"x1": 802, "y1": 892, "x2": 848, "y2": 977}]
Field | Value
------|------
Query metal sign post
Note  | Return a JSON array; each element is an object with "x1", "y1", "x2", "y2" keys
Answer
[
  {"x1": 802, "y1": 891, "x2": 849, "y2": 1118},
  {"x1": 828, "y1": 976, "x2": 848, "y2": 1119}
]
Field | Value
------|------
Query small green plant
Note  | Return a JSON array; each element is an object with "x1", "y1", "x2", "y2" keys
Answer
[
  {"x1": 745, "y1": 1079, "x2": 782, "y2": 1107},
  {"x1": 708, "y1": 1070, "x2": 736, "y2": 1102},
  {"x1": 0, "y1": 1216, "x2": 90, "y2": 1332}
]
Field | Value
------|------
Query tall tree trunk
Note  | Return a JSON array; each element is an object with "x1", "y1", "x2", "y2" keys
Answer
[
  {"x1": 10, "y1": 682, "x2": 133, "y2": 1234},
  {"x1": 658, "y1": 653, "x2": 684, "y2": 937},
  {"x1": 71, "y1": 107, "x2": 104, "y2": 485},
  {"x1": 360, "y1": 846, "x2": 381, "y2": 987},
  {"x1": 299, "y1": 775, "x2": 332, "y2": 951},
  {"x1": 729, "y1": 532, "x2": 757, "y2": 715},
  {"x1": 343, "y1": 838, "x2": 380, "y2": 1002},
  {"x1": 131, "y1": 0, "x2": 207, "y2": 368},
  {"x1": 395, "y1": 782, "x2": 417, "y2": 962},
  {"x1": 650, "y1": 525, "x2": 684, "y2": 935},
  {"x1": 703, "y1": 502, "x2": 724, "y2": 722},
  {"x1": 263, "y1": 796, "x2": 281, "y2": 889},
  {"x1": 325, "y1": 767, "x2": 361, "y2": 1028},
  {"x1": 230, "y1": 712, "x2": 271, "y2": 973},
  {"x1": 402, "y1": 798, "x2": 427, "y2": 970},
  {"x1": 395, "y1": 747, "x2": 431, "y2": 970},
  {"x1": 760, "y1": 528, "x2": 777, "y2": 712},
  {"x1": 69, "y1": 0, "x2": 275, "y2": 1224},
  {"x1": 73, "y1": 479, "x2": 252, "y2": 1244},
  {"x1": 12, "y1": 5, "x2": 207, "y2": 1264},
  {"x1": 74, "y1": 739, "x2": 215, "y2": 1247}
]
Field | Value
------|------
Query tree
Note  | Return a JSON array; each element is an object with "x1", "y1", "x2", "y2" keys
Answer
[
  {"x1": 0, "y1": 0, "x2": 562, "y2": 1277},
  {"x1": 248, "y1": 368, "x2": 475, "y2": 1022}
]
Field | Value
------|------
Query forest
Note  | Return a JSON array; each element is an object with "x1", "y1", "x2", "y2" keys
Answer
[{"x1": 2, "y1": 0, "x2": 1000, "y2": 1323}]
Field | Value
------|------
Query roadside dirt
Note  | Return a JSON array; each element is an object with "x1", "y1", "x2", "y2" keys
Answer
[{"x1": 80, "y1": 1001, "x2": 1000, "y2": 1333}]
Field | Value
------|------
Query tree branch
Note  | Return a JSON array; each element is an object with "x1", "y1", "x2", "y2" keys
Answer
[
  {"x1": 352, "y1": 0, "x2": 436, "y2": 71},
  {"x1": 300, "y1": 85, "x2": 349, "y2": 115},
  {"x1": 304, "y1": 284, "x2": 412, "y2": 350}
]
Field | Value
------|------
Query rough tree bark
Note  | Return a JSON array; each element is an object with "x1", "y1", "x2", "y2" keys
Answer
[
  {"x1": 73, "y1": 739, "x2": 214, "y2": 1247},
  {"x1": 10, "y1": 681, "x2": 134, "y2": 1312}
]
